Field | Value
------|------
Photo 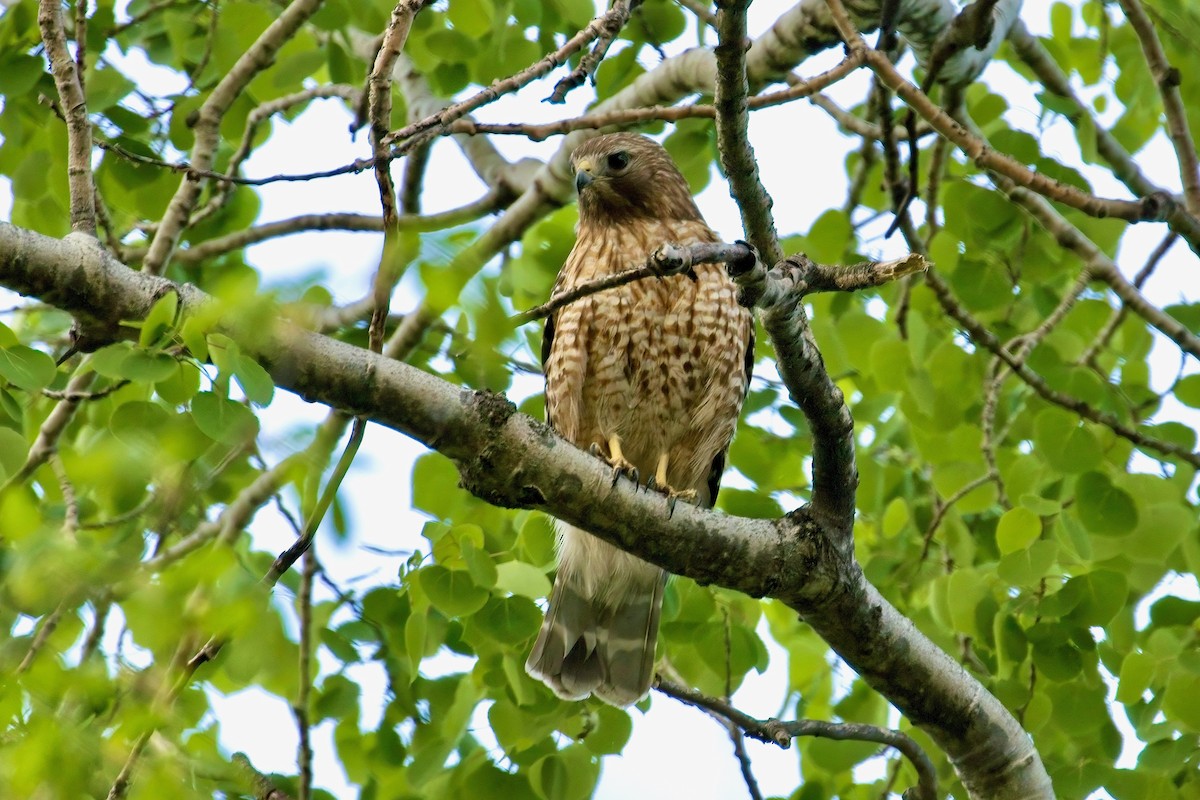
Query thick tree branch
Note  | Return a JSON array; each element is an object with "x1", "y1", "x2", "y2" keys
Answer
[{"x1": 0, "y1": 222, "x2": 1053, "y2": 798}]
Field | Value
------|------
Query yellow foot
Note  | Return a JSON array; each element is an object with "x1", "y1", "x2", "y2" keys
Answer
[
  {"x1": 645, "y1": 452, "x2": 696, "y2": 517},
  {"x1": 590, "y1": 436, "x2": 639, "y2": 488}
]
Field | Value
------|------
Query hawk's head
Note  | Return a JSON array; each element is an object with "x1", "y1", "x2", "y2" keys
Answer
[{"x1": 571, "y1": 133, "x2": 704, "y2": 225}]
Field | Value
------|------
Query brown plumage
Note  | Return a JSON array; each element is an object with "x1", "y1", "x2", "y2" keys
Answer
[{"x1": 525, "y1": 133, "x2": 754, "y2": 706}]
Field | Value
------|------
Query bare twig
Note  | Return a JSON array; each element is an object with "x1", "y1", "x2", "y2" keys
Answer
[
  {"x1": 381, "y1": 2, "x2": 638, "y2": 151},
  {"x1": 655, "y1": 678, "x2": 937, "y2": 800},
  {"x1": 456, "y1": 52, "x2": 865, "y2": 141},
  {"x1": 1117, "y1": 0, "x2": 1200, "y2": 213},
  {"x1": 294, "y1": 548, "x2": 315, "y2": 800},
  {"x1": 0, "y1": 371, "x2": 92, "y2": 493},
  {"x1": 141, "y1": 0, "x2": 324, "y2": 275},
  {"x1": 714, "y1": 0, "x2": 781, "y2": 264},
  {"x1": 38, "y1": 0, "x2": 96, "y2": 234},
  {"x1": 823, "y1": 0, "x2": 1181, "y2": 234},
  {"x1": 1079, "y1": 232, "x2": 1177, "y2": 368},
  {"x1": 191, "y1": 84, "x2": 362, "y2": 227},
  {"x1": 233, "y1": 753, "x2": 297, "y2": 800},
  {"x1": 142, "y1": 193, "x2": 504, "y2": 265},
  {"x1": 16, "y1": 603, "x2": 67, "y2": 675},
  {"x1": 514, "y1": 241, "x2": 751, "y2": 325},
  {"x1": 266, "y1": 417, "x2": 366, "y2": 585},
  {"x1": 548, "y1": 0, "x2": 642, "y2": 104},
  {"x1": 50, "y1": 453, "x2": 80, "y2": 537},
  {"x1": 368, "y1": 0, "x2": 433, "y2": 354}
]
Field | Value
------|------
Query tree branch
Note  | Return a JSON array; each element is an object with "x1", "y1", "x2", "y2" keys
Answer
[
  {"x1": 38, "y1": 0, "x2": 96, "y2": 235},
  {"x1": 140, "y1": 0, "x2": 324, "y2": 275},
  {"x1": 380, "y1": 2, "x2": 639, "y2": 152},
  {"x1": 0, "y1": 221, "x2": 1054, "y2": 797},
  {"x1": 823, "y1": 0, "x2": 1185, "y2": 241},
  {"x1": 715, "y1": 0, "x2": 782, "y2": 264},
  {"x1": 1117, "y1": 0, "x2": 1200, "y2": 214},
  {"x1": 655, "y1": 678, "x2": 937, "y2": 800},
  {"x1": 547, "y1": 0, "x2": 641, "y2": 104}
]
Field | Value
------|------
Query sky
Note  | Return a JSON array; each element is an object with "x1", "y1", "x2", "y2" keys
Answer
[{"x1": 1, "y1": 0, "x2": 1199, "y2": 798}]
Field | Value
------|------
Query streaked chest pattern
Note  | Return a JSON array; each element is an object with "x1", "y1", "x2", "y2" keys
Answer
[{"x1": 544, "y1": 217, "x2": 752, "y2": 487}]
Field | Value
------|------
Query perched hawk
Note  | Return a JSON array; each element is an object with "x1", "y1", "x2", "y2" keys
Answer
[{"x1": 525, "y1": 133, "x2": 754, "y2": 706}]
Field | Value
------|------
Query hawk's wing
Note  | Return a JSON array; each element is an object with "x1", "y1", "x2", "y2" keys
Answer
[
  {"x1": 703, "y1": 322, "x2": 755, "y2": 508},
  {"x1": 542, "y1": 311, "x2": 555, "y2": 427}
]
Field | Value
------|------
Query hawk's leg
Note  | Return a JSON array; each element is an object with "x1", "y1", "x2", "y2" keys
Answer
[
  {"x1": 646, "y1": 453, "x2": 696, "y2": 517},
  {"x1": 589, "y1": 436, "x2": 639, "y2": 488}
]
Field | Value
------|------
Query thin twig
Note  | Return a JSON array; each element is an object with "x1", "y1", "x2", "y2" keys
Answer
[
  {"x1": 923, "y1": 267, "x2": 1200, "y2": 467},
  {"x1": 655, "y1": 678, "x2": 937, "y2": 800},
  {"x1": 381, "y1": 2, "x2": 637, "y2": 151},
  {"x1": 368, "y1": 0, "x2": 433, "y2": 354},
  {"x1": 823, "y1": 0, "x2": 1182, "y2": 233},
  {"x1": 1079, "y1": 232, "x2": 1177, "y2": 368},
  {"x1": 0, "y1": 371, "x2": 93, "y2": 493},
  {"x1": 294, "y1": 548, "x2": 315, "y2": 800},
  {"x1": 714, "y1": 0, "x2": 781, "y2": 264},
  {"x1": 17, "y1": 604, "x2": 67, "y2": 675},
  {"x1": 50, "y1": 453, "x2": 80, "y2": 537},
  {"x1": 547, "y1": 0, "x2": 641, "y2": 104},
  {"x1": 514, "y1": 241, "x2": 749, "y2": 325},
  {"x1": 1117, "y1": 0, "x2": 1200, "y2": 214},
  {"x1": 140, "y1": 0, "x2": 324, "y2": 275},
  {"x1": 191, "y1": 84, "x2": 362, "y2": 227},
  {"x1": 39, "y1": 0, "x2": 96, "y2": 234}
]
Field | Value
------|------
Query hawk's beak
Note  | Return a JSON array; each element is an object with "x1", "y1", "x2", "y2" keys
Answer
[{"x1": 575, "y1": 158, "x2": 595, "y2": 192}]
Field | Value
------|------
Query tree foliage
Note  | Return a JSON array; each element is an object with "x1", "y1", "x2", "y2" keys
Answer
[{"x1": 0, "y1": 0, "x2": 1198, "y2": 799}]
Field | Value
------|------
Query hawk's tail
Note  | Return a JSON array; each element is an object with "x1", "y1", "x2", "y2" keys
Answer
[{"x1": 526, "y1": 541, "x2": 665, "y2": 707}]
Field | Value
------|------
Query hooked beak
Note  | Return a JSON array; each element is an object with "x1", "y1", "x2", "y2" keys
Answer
[{"x1": 575, "y1": 158, "x2": 595, "y2": 192}]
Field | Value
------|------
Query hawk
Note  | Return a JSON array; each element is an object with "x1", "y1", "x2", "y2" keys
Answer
[{"x1": 526, "y1": 132, "x2": 754, "y2": 706}]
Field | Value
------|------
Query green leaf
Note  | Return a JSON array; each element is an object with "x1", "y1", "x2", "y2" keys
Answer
[
  {"x1": 582, "y1": 705, "x2": 632, "y2": 755},
  {"x1": 996, "y1": 507, "x2": 1041, "y2": 554},
  {"x1": 119, "y1": 349, "x2": 178, "y2": 382},
  {"x1": 0, "y1": 345, "x2": 57, "y2": 392},
  {"x1": 1116, "y1": 651, "x2": 1154, "y2": 704},
  {"x1": 138, "y1": 291, "x2": 179, "y2": 347},
  {"x1": 419, "y1": 565, "x2": 489, "y2": 617},
  {"x1": 0, "y1": 427, "x2": 28, "y2": 481},
  {"x1": 1163, "y1": 670, "x2": 1200, "y2": 732},
  {"x1": 1065, "y1": 570, "x2": 1126, "y2": 627},
  {"x1": 1074, "y1": 472, "x2": 1138, "y2": 536},
  {"x1": 474, "y1": 596, "x2": 541, "y2": 642},
  {"x1": 191, "y1": 391, "x2": 260, "y2": 445},
  {"x1": 997, "y1": 540, "x2": 1058, "y2": 586},
  {"x1": 233, "y1": 353, "x2": 274, "y2": 406},
  {"x1": 494, "y1": 560, "x2": 552, "y2": 599},
  {"x1": 156, "y1": 360, "x2": 202, "y2": 405},
  {"x1": 1176, "y1": 374, "x2": 1200, "y2": 408}
]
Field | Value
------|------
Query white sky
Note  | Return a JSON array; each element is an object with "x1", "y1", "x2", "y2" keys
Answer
[{"x1": 1, "y1": 1, "x2": 1198, "y2": 798}]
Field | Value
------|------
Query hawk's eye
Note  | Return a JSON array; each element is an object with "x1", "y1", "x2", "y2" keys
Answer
[{"x1": 606, "y1": 151, "x2": 630, "y2": 171}]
